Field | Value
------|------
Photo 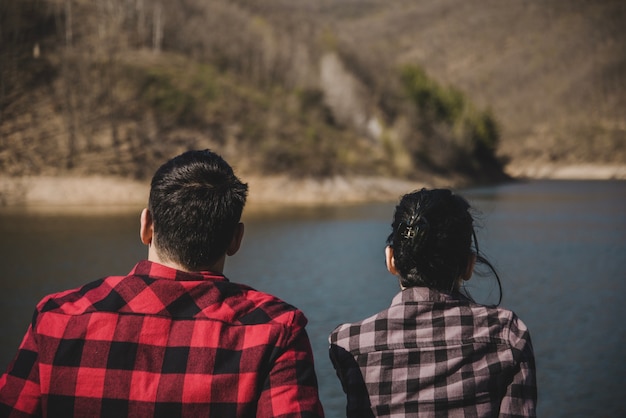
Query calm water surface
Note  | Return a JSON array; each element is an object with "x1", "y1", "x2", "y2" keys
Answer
[{"x1": 1, "y1": 180, "x2": 624, "y2": 417}]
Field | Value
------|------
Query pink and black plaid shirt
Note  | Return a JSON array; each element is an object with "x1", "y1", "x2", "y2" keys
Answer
[
  {"x1": 329, "y1": 287, "x2": 536, "y2": 417},
  {"x1": 0, "y1": 260, "x2": 324, "y2": 417}
]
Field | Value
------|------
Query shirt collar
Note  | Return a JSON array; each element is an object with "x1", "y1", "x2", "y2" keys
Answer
[
  {"x1": 391, "y1": 286, "x2": 457, "y2": 306},
  {"x1": 130, "y1": 260, "x2": 229, "y2": 282}
]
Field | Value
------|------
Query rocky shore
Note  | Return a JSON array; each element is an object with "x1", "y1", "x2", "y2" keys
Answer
[
  {"x1": 0, "y1": 175, "x2": 428, "y2": 212},
  {"x1": 1, "y1": 163, "x2": 624, "y2": 211},
  {"x1": 504, "y1": 163, "x2": 626, "y2": 181}
]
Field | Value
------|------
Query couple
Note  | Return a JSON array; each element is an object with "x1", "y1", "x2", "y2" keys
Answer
[{"x1": 0, "y1": 150, "x2": 536, "y2": 417}]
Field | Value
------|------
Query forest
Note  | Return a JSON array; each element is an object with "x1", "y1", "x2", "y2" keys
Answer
[{"x1": 1, "y1": 0, "x2": 624, "y2": 184}]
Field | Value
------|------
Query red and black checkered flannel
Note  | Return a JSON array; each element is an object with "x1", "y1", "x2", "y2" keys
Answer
[
  {"x1": 329, "y1": 287, "x2": 537, "y2": 417},
  {"x1": 0, "y1": 260, "x2": 324, "y2": 417}
]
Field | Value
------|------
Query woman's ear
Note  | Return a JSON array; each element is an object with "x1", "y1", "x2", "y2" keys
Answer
[
  {"x1": 385, "y1": 246, "x2": 398, "y2": 275},
  {"x1": 462, "y1": 252, "x2": 477, "y2": 281}
]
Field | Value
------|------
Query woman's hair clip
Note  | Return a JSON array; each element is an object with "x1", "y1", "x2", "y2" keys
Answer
[
  {"x1": 401, "y1": 214, "x2": 429, "y2": 241},
  {"x1": 402, "y1": 225, "x2": 417, "y2": 239}
]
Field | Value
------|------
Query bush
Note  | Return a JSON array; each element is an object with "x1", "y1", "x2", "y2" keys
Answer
[
  {"x1": 400, "y1": 64, "x2": 501, "y2": 176},
  {"x1": 131, "y1": 61, "x2": 218, "y2": 127}
]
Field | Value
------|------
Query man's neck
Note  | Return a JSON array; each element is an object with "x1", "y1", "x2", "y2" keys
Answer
[{"x1": 147, "y1": 245, "x2": 226, "y2": 274}]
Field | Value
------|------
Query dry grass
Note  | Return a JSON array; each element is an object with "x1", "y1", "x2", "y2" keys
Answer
[
  {"x1": 2, "y1": 0, "x2": 624, "y2": 197},
  {"x1": 320, "y1": 0, "x2": 626, "y2": 165}
]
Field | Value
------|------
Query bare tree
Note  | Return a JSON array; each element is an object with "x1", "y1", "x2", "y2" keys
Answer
[{"x1": 152, "y1": 1, "x2": 162, "y2": 53}]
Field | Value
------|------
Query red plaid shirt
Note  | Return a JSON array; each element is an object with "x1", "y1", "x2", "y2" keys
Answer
[{"x1": 0, "y1": 261, "x2": 324, "y2": 417}]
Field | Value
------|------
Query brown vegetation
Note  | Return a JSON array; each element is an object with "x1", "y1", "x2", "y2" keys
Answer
[
  {"x1": 1, "y1": 0, "x2": 624, "y2": 197},
  {"x1": 322, "y1": 0, "x2": 626, "y2": 169}
]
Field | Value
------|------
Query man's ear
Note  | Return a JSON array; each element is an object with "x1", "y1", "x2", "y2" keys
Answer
[
  {"x1": 385, "y1": 246, "x2": 398, "y2": 275},
  {"x1": 140, "y1": 208, "x2": 153, "y2": 246},
  {"x1": 226, "y1": 223, "x2": 245, "y2": 256}
]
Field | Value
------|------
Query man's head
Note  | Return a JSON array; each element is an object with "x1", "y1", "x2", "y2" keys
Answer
[{"x1": 142, "y1": 149, "x2": 248, "y2": 271}]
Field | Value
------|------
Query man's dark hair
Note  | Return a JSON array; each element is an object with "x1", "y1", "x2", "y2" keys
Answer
[{"x1": 148, "y1": 149, "x2": 248, "y2": 271}]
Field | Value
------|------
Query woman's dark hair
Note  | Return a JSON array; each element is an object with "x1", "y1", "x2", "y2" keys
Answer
[
  {"x1": 149, "y1": 149, "x2": 248, "y2": 271},
  {"x1": 387, "y1": 188, "x2": 502, "y2": 304}
]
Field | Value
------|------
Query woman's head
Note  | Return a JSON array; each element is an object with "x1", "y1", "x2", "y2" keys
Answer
[{"x1": 387, "y1": 188, "x2": 500, "y2": 301}]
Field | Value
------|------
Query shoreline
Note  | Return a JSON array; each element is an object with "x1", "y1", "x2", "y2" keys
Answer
[
  {"x1": 1, "y1": 163, "x2": 624, "y2": 211},
  {"x1": 0, "y1": 175, "x2": 430, "y2": 213},
  {"x1": 504, "y1": 163, "x2": 626, "y2": 180}
]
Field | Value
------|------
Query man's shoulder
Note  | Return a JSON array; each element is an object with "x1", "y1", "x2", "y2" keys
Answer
[
  {"x1": 225, "y1": 282, "x2": 308, "y2": 329},
  {"x1": 35, "y1": 275, "x2": 124, "y2": 315},
  {"x1": 33, "y1": 272, "x2": 309, "y2": 331}
]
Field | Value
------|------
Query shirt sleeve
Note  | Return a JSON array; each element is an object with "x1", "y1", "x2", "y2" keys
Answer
[
  {"x1": 328, "y1": 340, "x2": 375, "y2": 418},
  {"x1": 0, "y1": 313, "x2": 42, "y2": 418},
  {"x1": 256, "y1": 311, "x2": 324, "y2": 418},
  {"x1": 500, "y1": 315, "x2": 538, "y2": 417}
]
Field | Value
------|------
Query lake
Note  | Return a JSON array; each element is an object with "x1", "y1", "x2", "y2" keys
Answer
[{"x1": 1, "y1": 180, "x2": 625, "y2": 417}]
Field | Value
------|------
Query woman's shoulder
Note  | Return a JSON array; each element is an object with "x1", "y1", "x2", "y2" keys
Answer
[
  {"x1": 457, "y1": 299, "x2": 533, "y2": 345},
  {"x1": 329, "y1": 307, "x2": 391, "y2": 350}
]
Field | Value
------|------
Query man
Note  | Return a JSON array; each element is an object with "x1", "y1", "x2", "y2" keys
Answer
[{"x1": 0, "y1": 149, "x2": 324, "y2": 417}]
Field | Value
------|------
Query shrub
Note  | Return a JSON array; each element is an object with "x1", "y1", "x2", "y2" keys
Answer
[
  {"x1": 131, "y1": 61, "x2": 218, "y2": 127},
  {"x1": 400, "y1": 64, "x2": 501, "y2": 176}
]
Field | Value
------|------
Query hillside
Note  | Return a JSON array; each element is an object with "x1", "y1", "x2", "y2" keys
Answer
[
  {"x1": 309, "y1": 0, "x2": 626, "y2": 174},
  {"x1": 1, "y1": 0, "x2": 625, "y2": 206}
]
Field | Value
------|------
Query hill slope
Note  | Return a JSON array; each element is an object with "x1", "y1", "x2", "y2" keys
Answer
[
  {"x1": 313, "y1": 0, "x2": 626, "y2": 172},
  {"x1": 1, "y1": 0, "x2": 624, "y2": 193}
]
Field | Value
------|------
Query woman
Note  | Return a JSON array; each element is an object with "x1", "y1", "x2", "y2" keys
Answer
[{"x1": 329, "y1": 188, "x2": 537, "y2": 417}]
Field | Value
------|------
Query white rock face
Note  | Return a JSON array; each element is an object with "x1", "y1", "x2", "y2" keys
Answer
[{"x1": 320, "y1": 52, "x2": 377, "y2": 139}]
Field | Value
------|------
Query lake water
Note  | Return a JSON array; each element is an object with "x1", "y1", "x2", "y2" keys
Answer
[{"x1": 1, "y1": 180, "x2": 624, "y2": 417}]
